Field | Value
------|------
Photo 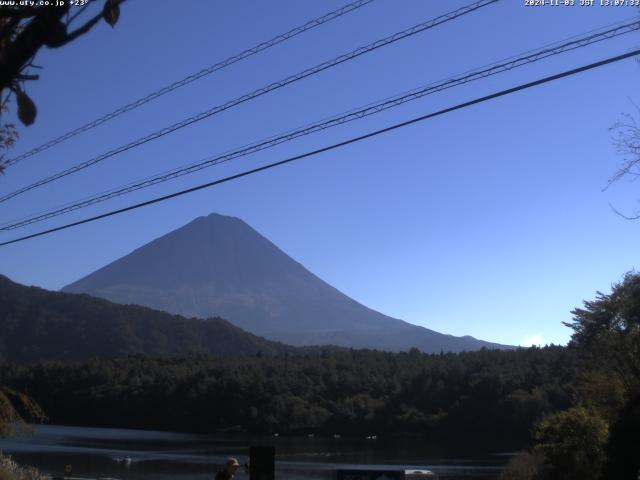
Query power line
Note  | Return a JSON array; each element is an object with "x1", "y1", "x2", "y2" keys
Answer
[
  {"x1": 1, "y1": 48, "x2": 638, "y2": 248},
  {"x1": 2, "y1": 18, "x2": 638, "y2": 232},
  {"x1": 2, "y1": 0, "x2": 377, "y2": 168},
  {"x1": 0, "y1": 0, "x2": 499, "y2": 204}
]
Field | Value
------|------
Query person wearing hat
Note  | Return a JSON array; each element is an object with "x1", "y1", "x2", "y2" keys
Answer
[{"x1": 215, "y1": 457, "x2": 240, "y2": 480}]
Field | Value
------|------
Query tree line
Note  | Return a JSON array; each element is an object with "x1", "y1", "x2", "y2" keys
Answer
[{"x1": 0, "y1": 345, "x2": 575, "y2": 449}]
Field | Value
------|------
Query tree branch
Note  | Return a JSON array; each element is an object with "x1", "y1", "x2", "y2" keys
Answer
[
  {"x1": 52, "y1": 0, "x2": 127, "y2": 47},
  {"x1": 58, "y1": 9, "x2": 103, "y2": 46},
  {"x1": 0, "y1": 6, "x2": 69, "y2": 93},
  {"x1": 609, "y1": 202, "x2": 640, "y2": 220},
  {"x1": 66, "y1": 3, "x2": 91, "y2": 27}
]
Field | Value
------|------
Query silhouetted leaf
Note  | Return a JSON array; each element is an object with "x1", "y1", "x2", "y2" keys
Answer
[
  {"x1": 103, "y1": 0, "x2": 120, "y2": 27},
  {"x1": 16, "y1": 90, "x2": 36, "y2": 126}
]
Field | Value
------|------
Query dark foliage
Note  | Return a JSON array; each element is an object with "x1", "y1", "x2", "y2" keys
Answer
[
  {"x1": 0, "y1": 273, "x2": 577, "y2": 448},
  {"x1": 0, "y1": 275, "x2": 300, "y2": 362},
  {"x1": 0, "y1": 385, "x2": 45, "y2": 437},
  {"x1": 496, "y1": 272, "x2": 640, "y2": 480},
  {"x1": 0, "y1": 1, "x2": 124, "y2": 122},
  {"x1": 0, "y1": 346, "x2": 576, "y2": 449},
  {"x1": 601, "y1": 393, "x2": 640, "y2": 480},
  {"x1": 561, "y1": 272, "x2": 640, "y2": 479}
]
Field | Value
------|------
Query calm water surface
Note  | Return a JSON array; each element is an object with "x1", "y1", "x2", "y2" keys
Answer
[{"x1": 0, "y1": 425, "x2": 509, "y2": 480}]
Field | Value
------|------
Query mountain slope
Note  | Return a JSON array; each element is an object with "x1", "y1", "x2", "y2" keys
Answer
[
  {"x1": 63, "y1": 213, "x2": 510, "y2": 352},
  {"x1": 0, "y1": 275, "x2": 295, "y2": 362}
]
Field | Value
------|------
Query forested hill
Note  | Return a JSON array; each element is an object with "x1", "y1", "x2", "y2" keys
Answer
[
  {"x1": 0, "y1": 275, "x2": 298, "y2": 362},
  {"x1": 0, "y1": 347, "x2": 576, "y2": 448}
]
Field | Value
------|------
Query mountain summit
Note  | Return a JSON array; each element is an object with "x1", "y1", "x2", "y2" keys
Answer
[{"x1": 63, "y1": 213, "x2": 509, "y2": 352}]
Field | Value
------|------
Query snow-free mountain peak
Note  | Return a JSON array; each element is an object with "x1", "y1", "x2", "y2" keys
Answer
[{"x1": 63, "y1": 213, "x2": 511, "y2": 352}]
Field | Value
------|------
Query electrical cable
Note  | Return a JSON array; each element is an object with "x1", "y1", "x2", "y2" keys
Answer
[
  {"x1": 2, "y1": 18, "x2": 638, "y2": 232},
  {"x1": 1, "y1": 47, "x2": 637, "y2": 247},
  {"x1": 0, "y1": 0, "x2": 499, "y2": 204},
  {"x1": 2, "y1": 0, "x2": 377, "y2": 168}
]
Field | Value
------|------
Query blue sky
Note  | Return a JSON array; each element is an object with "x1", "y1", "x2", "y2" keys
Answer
[{"x1": 1, "y1": 0, "x2": 639, "y2": 347}]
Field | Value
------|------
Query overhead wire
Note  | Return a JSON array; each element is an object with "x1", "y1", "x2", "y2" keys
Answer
[
  {"x1": 2, "y1": 0, "x2": 377, "y2": 168},
  {"x1": 2, "y1": 18, "x2": 638, "y2": 232},
  {"x1": 1, "y1": 47, "x2": 638, "y2": 247},
  {"x1": 0, "y1": 0, "x2": 499, "y2": 204}
]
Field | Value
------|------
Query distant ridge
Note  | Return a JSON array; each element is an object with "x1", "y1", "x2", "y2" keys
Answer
[
  {"x1": 0, "y1": 274, "x2": 300, "y2": 362},
  {"x1": 63, "y1": 213, "x2": 512, "y2": 353}
]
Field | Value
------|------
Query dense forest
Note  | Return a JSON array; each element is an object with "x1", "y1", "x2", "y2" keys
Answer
[
  {"x1": 0, "y1": 275, "x2": 304, "y2": 361},
  {"x1": 1, "y1": 347, "x2": 574, "y2": 446}
]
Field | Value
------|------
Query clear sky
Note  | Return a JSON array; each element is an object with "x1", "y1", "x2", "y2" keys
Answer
[{"x1": 1, "y1": 0, "x2": 639, "y2": 347}]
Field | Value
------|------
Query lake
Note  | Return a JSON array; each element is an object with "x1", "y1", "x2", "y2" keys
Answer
[{"x1": 0, "y1": 425, "x2": 509, "y2": 480}]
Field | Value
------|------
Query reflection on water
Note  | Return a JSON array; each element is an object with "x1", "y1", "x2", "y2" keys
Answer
[{"x1": 0, "y1": 425, "x2": 507, "y2": 480}]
